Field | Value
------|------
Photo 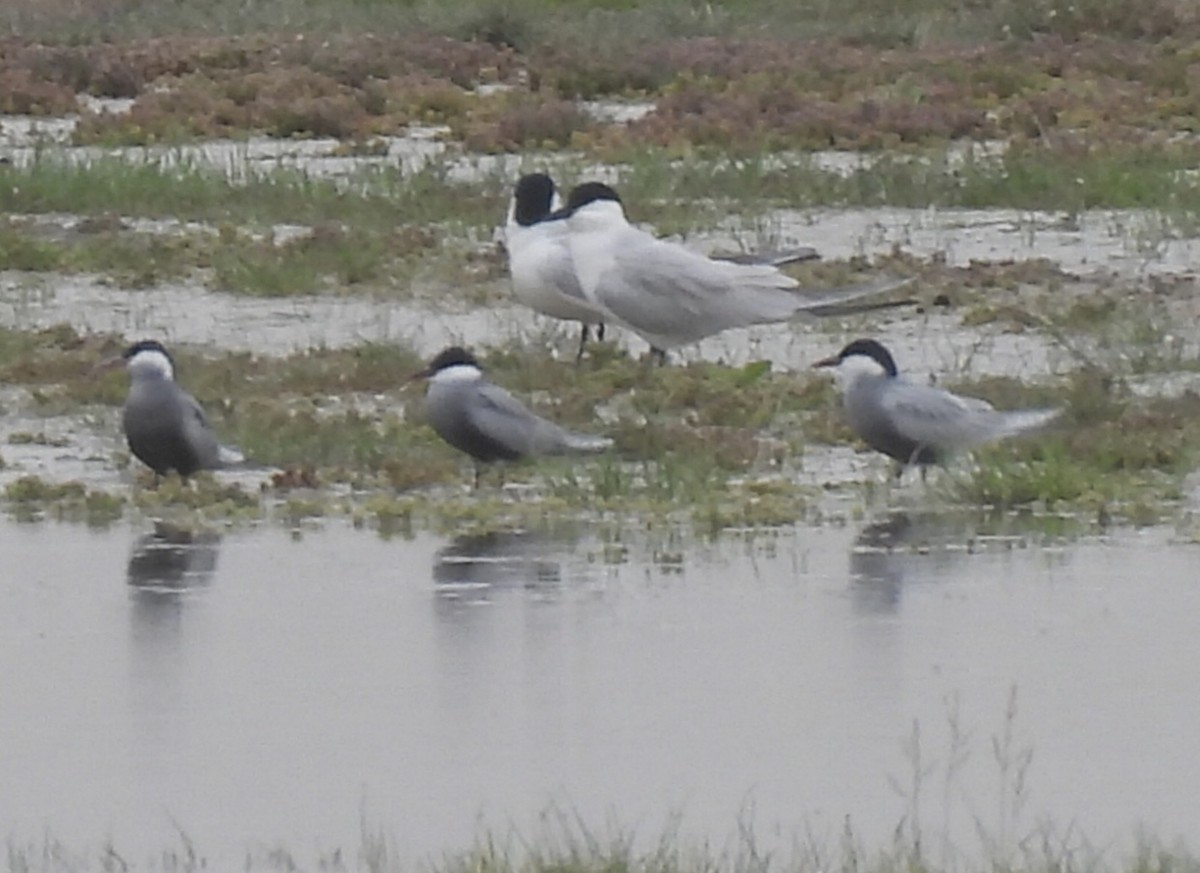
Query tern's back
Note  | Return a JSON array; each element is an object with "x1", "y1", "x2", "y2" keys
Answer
[
  {"x1": 425, "y1": 378, "x2": 526, "y2": 463},
  {"x1": 844, "y1": 377, "x2": 941, "y2": 466},
  {"x1": 124, "y1": 379, "x2": 220, "y2": 477}
]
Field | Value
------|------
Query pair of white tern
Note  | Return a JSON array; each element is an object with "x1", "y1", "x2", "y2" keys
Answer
[{"x1": 111, "y1": 175, "x2": 1058, "y2": 483}]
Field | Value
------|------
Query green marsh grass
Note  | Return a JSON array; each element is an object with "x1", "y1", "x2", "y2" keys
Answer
[
  {"x1": 0, "y1": 157, "x2": 509, "y2": 233},
  {"x1": 10, "y1": 142, "x2": 1200, "y2": 246},
  {"x1": 3, "y1": 474, "x2": 125, "y2": 526},
  {"x1": 613, "y1": 143, "x2": 1200, "y2": 222},
  {"x1": 3, "y1": 313, "x2": 1195, "y2": 528}
]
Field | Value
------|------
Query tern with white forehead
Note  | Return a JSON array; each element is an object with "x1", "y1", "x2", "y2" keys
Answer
[
  {"x1": 560, "y1": 182, "x2": 910, "y2": 360},
  {"x1": 505, "y1": 173, "x2": 608, "y2": 360},
  {"x1": 111, "y1": 340, "x2": 245, "y2": 480},
  {"x1": 413, "y1": 346, "x2": 613, "y2": 487},
  {"x1": 814, "y1": 338, "x2": 1061, "y2": 477}
]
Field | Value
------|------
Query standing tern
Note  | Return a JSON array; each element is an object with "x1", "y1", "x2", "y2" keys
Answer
[
  {"x1": 813, "y1": 338, "x2": 1061, "y2": 475},
  {"x1": 413, "y1": 346, "x2": 613, "y2": 486},
  {"x1": 505, "y1": 173, "x2": 607, "y2": 360},
  {"x1": 105, "y1": 339, "x2": 245, "y2": 480},
  {"x1": 560, "y1": 182, "x2": 910, "y2": 358},
  {"x1": 504, "y1": 174, "x2": 821, "y2": 360}
]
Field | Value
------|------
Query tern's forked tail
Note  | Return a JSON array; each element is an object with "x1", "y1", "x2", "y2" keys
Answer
[
  {"x1": 996, "y1": 407, "x2": 1063, "y2": 439},
  {"x1": 560, "y1": 432, "x2": 614, "y2": 454},
  {"x1": 218, "y1": 444, "x2": 247, "y2": 467}
]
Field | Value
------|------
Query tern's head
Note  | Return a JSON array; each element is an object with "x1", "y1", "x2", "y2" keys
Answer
[
  {"x1": 412, "y1": 346, "x2": 484, "y2": 384},
  {"x1": 122, "y1": 339, "x2": 176, "y2": 381},
  {"x1": 563, "y1": 182, "x2": 625, "y2": 229},
  {"x1": 813, "y1": 339, "x2": 899, "y2": 388},
  {"x1": 511, "y1": 173, "x2": 559, "y2": 228},
  {"x1": 565, "y1": 182, "x2": 621, "y2": 211}
]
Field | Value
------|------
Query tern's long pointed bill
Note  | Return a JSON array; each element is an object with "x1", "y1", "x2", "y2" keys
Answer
[{"x1": 792, "y1": 276, "x2": 914, "y2": 316}]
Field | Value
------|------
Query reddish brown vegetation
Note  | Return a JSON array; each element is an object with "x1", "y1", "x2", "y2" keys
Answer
[{"x1": 4, "y1": 29, "x2": 1200, "y2": 151}]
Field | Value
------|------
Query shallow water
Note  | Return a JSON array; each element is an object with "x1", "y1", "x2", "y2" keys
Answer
[{"x1": 2, "y1": 514, "x2": 1199, "y2": 867}]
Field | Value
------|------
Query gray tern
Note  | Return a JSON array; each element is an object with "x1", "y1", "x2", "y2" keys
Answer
[
  {"x1": 105, "y1": 339, "x2": 245, "y2": 480},
  {"x1": 559, "y1": 182, "x2": 910, "y2": 358},
  {"x1": 814, "y1": 338, "x2": 1061, "y2": 475},
  {"x1": 413, "y1": 346, "x2": 613, "y2": 485}
]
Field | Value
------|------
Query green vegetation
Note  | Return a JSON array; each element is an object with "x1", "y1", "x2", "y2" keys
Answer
[
  {"x1": 7, "y1": 143, "x2": 1200, "y2": 248},
  {"x1": 3, "y1": 474, "x2": 125, "y2": 526},
  {"x1": 0, "y1": 159, "x2": 508, "y2": 232},
  {"x1": 0, "y1": 0, "x2": 1198, "y2": 534},
  {"x1": 4, "y1": 806, "x2": 1198, "y2": 873},
  {"x1": 0, "y1": 257, "x2": 1198, "y2": 531}
]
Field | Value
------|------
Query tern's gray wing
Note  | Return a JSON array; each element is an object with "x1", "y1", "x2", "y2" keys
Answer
[
  {"x1": 508, "y1": 223, "x2": 603, "y2": 323},
  {"x1": 533, "y1": 236, "x2": 589, "y2": 303},
  {"x1": 596, "y1": 235, "x2": 799, "y2": 343},
  {"x1": 880, "y1": 381, "x2": 1029, "y2": 450},
  {"x1": 469, "y1": 382, "x2": 610, "y2": 456},
  {"x1": 124, "y1": 380, "x2": 231, "y2": 475},
  {"x1": 600, "y1": 232, "x2": 912, "y2": 346},
  {"x1": 179, "y1": 390, "x2": 224, "y2": 468},
  {"x1": 880, "y1": 382, "x2": 992, "y2": 447}
]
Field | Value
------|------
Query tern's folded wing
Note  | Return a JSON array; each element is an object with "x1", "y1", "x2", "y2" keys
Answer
[
  {"x1": 469, "y1": 382, "x2": 611, "y2": 456},
  {"x1": 879, "y1": 381, "x2": 1002, "y2": 449},
  {"x1": 179, "y1": 388, "x2": 224, "y2": 468},
  {"x1": 599, "y1": 237, "x2": 797, "y2": 342},
  {"x1": 464, "y1": 382, "x2": 571, "y2": 456}
]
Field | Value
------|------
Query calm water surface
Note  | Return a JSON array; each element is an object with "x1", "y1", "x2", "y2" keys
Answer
[{"x1": 1, "y1": 515, "x2": 1198, "y2": 866}]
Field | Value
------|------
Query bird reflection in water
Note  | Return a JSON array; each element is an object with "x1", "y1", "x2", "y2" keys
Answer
[
  {"x1": 849, "y1": 511, "x2": 978, "y2": 615},
  {"x1": 433, "y1": 529, "x2": 565, "y2": 608},
  {"x1": 126, "y1": 522, "x2": 222, "y2": 777},
  {"x1": 128, "y1": 521, "x2": 221, "y2": 596}
]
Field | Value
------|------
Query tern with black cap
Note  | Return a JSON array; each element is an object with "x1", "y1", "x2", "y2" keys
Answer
[
  {"x1": 505, "y1": 173, "x2": 607, "y2": 360},
  {"x1": 105, "y1": 339, "x2": 245, "y2": 480},
  {"x1": 813, "y1": 338, "x2": 1061, "y2": 477},
  {"x1": 559, "y1": 182, "x2": 911, "y2": 360},
  {"x1": 413, "y1": 346, "x2": 613, "y2": 486}
]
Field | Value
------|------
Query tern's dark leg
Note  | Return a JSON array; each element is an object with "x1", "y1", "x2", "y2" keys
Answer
[
  {"x1": 596, "y1": 322, "x2": 606, "y2": 342},
  {"x1": 472, "y1": 463, "x2": 482, "y2": 491},
  {"x1": 649, "y1": 347, "x2": 668, "y2": 366},
  {"x1": 576, "y1": 324, "x2": 591, "y2": 363}
]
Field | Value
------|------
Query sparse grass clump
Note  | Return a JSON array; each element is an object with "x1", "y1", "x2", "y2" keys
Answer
[
  {"x1": 4, "y1": 475, "x2": 125, "y2": 525},
  {"x1": 940, "y1": 388, "x2": 1200, "y2": 517},
  {"x1": 209, "y1": 226, "x2": 395, "y2": 296},
  {"x1": 132, "y1": 474, "x2": 263, "y2": 520}
]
